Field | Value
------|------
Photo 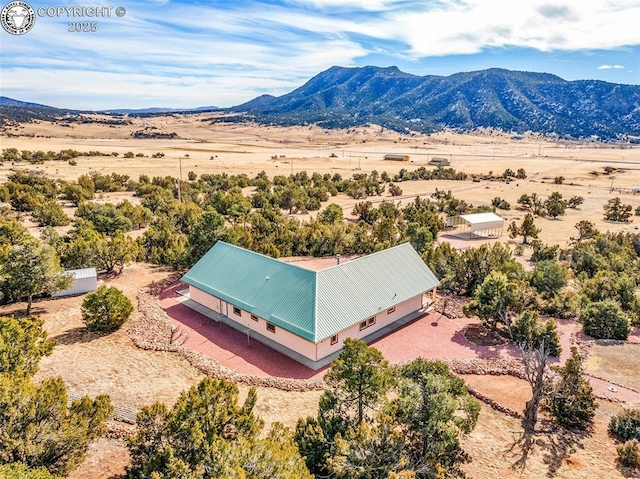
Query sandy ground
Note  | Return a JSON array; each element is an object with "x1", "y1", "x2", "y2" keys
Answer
[{"x1": 2, "y1": 118, "x2": 640, "y2": 478}]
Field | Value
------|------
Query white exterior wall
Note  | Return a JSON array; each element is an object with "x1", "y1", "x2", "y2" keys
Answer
[
  {"x1": 53, "y1": 276, "x2": 97, "y2": 297},
  {"x1": 315, "y1": 294, "x2": 425, "y2": 360},
  {"x1": 189, "y1": 286, "x2": 221, "y2": 313},
  {"x1": 469, "y1": 219, "x2": 504, "y2": 233},
  {"x1": 189, "y1": 286, "x2": 318, "y2": 361},
  {"x1": 189, "y1": 287, "x2": 428, "y2": 363},
  {"x1": 230, "y1": 309, "x2": 318, "y2": 361}
]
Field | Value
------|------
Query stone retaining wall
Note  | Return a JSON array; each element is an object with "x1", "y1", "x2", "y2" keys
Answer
[
  {"x1": 127, "y1": 279, "x2": 326, "y2": 392},
  {"x1": 127, "y1": 276, "x2": 625, "y2": 421}
]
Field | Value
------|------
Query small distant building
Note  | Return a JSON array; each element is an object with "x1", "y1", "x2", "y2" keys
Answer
[
  {"x1": 180, "y1": 242, "x2": 439, "y2": 369},
  {"x1": 384, "y1": 154, "x2": 409, "y2": 162},
  {"x1": 446, "y1": 212, "x2": 504, "y2": 239},
  {"x1": 633, "y1": 187, "x2": 640, "y2": 195},
  {"x1": 428, "y1": 157, "x2": 450, "y2": 167},
  {"x1": 53, "y1": 268, "x2": 98, "y2": 297}
]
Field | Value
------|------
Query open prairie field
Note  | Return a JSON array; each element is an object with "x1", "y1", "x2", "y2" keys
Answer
[
  {"x1": 2, "y1": 117, "x2": 640, "y2": 478},
  {"x1": 3, "y1": 113, "x2": 639, "y2": 248}
]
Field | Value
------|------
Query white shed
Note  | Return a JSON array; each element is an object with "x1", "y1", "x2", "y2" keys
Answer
[
  {"x1": 53, "y1": 268, "x2": 98, "y2": 297},
  {"x1": 446, "y1": 212, "x2": 504, "y2": 239}
]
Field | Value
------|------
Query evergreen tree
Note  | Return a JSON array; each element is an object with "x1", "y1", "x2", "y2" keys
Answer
[
  {"x1": 0, "y1": 315, "x2": 112, "y2": 476},
  {"x1": 32, "y1": 199, "x2": 70, "y2": 227},
  {"x1": 508, "y1": 213, "x2": 540, "y2": 244},
  {"x1": 81, "y1": 286, "x2": 133, "y2": 333},
  {"x1": 604, "y1": 197, "x2": 633, "y2": 222},
  {"x1": 0, "y1": 315, "x2": 55, "y2": 377},
  {"x1": 529, "y1": 260, "x2": 567, "y2": 298},
  {"x1": 571, "y1": 220, "x2": 598, "y2": 243},
  {"x1": 550, "y1": 347, "x2": 597, "y2": 430},
  {"x1": 126, "y1": 377, "x2": 310, "y2": 479},
  {"x1": 580, "y1": 300, "x2": 631, "y2": 340},
  {"x1": 0, "y1": 463, "x2": 59, "y2": 479},
  {"x1": 0, "y1": 239, "x2": 71, "y2": 314},
  {"x1": 463, "y1": 272, "x2": 538, "y2": 338},
  {"x1": 321, "y1": 338, "x2": 392, "y2": 428},
  {"x1": 512, "y1": 311, "x2": 561, "y2": 357},
  {"x1": 544, "y1": 192, "x2": 567, "y2": 219}
]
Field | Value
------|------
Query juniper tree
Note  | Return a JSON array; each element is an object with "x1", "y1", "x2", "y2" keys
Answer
[
  {"x1": 508, "y1": 213, "x2": 540, "y2": 244},
  {"x1": 550, "y1": 347, "x2": 597, "y2": 430},
  {"x1": 0, "y1": 239, "x2": 71, "y2": 314}
]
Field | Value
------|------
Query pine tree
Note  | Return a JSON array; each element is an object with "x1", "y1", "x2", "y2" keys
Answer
[
  {"x1": 508, "y1": 213, "x2": 540, "y2": 244},
  {"x1": 550, "y1": 347, "x2": 597, "y2": 430}
]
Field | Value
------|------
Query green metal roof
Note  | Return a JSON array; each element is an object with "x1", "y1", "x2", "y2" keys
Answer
[{"x1": 181, "y1": 241, "x2": 439, "y2": 343}]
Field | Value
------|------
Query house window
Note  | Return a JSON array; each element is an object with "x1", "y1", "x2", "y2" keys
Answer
[
  {"x1": 367, "y1": 317, "x2": 376, "y2": 326},
  {"x1": 266, "y1": 322, "x2": 276, "y2": 333},
  {"x1": 359, "y1": 321, "x2": 368, "y2": 331},
  {"x1": 331, "y1": 334, "x2": 339, "y2": 345},
  {"x1": 233, "y1": 306, "x2": 241, "y2": 316},
  {"x1": 251, "y1": 314, "x2": 259, "y2": 322},
  {"x1": 387, "y1": 306, "x2": 396, "y2": 314}
]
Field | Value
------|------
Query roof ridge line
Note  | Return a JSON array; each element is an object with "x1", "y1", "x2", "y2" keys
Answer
[
  {"x1": 317, "y1": 241, "x2": 411, "y2": 272},
  {"x1": 218, "y1": 241, "x2": 316, "y2": 275}
]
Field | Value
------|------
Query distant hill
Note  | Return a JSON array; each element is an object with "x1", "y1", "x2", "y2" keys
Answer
[
  {"x1": 0, "y1": 97, "x2": 58, "y2": 108},
  {"x1": 103, "y1": 106, "x2": 219, "y2": 115},
  {"x1": 0, "y1": 96, "x2": 219, "y2": 124},
  {"x1": 228, "y1": 66, "x2": 640, "y2": 139}
]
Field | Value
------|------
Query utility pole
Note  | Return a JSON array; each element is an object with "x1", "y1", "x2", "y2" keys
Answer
[{"x1": 177, "y1": 156, "x2": 183, "y2": 202}]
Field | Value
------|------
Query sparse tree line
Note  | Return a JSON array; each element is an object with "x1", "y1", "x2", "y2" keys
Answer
[{"x1": 0, "y1": 147, "x2": 119, "y2": 164}]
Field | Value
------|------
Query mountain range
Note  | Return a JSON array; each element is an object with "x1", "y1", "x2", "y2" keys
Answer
[
  {"x1": 2, "y1": 66, "x2": 640, "y2": 139},
  {"x1": 228, "y1": 66, "x2": 640, "y2": 139}
]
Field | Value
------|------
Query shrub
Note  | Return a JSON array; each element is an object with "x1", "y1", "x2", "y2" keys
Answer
[
  {"x1": 187, "y1": 171, "x2": 197, "y2": 181},
  {"x1": 542, "y1": 290, "x2": 579, "y2": 319},
  {"x1": 491, "y1": 197, "x2": 511, "y2": 210},
  {"x1": 0, "y1": 463, "x2": 59, "y2": 479},
  {"x1": 388, "y1": 183, "x2": 403, "y2": 196},
  {"x1": 617, "y1": 439, "x2": 640, "y2": 469},
  {"x1": 580, "y1": 300, "x2": 631, "y2": 340},
  {"x1": 610, "y1": 409, "x2": 640, "y2": 442},
  {"x1": 81, "y1": 285, "x2": 133, "y2": 333},
  {"x1": 32, "y1": 199, "x2": 70, "y2": 227}
]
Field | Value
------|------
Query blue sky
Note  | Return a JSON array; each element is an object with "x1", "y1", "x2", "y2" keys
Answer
[{"x1": 1, "y1": 0, "x2": 639, "y2": 109}]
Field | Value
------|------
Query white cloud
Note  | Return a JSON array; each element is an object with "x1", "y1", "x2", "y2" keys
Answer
[
  {"x1": 2, "y1": 0, "x2": 639, "y2": 108},
  {"x1": 386, "y1": 0, "x2": 640, "y2": 57}
]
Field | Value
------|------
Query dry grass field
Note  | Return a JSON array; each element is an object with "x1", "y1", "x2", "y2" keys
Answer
[{"x1": 2, "y1": 116, "x2": 640, "y2": 478}]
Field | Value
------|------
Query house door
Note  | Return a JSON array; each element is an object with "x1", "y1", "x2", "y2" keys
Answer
[{"x1": 212, "y1": 298, "x2": 221, "y2": 314}]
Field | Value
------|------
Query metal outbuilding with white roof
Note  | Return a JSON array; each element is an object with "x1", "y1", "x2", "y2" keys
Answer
[
  {"x1": 53, "y1": 268, "x2": 98, "y2": 297},
  {"x1": 446, "y1": 212, "x2": 504, "y2": 239}
]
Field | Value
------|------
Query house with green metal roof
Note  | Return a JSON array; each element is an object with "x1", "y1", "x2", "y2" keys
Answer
[{"x1": 180, "y1": 241, "x2": 440, "y2": 369}]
